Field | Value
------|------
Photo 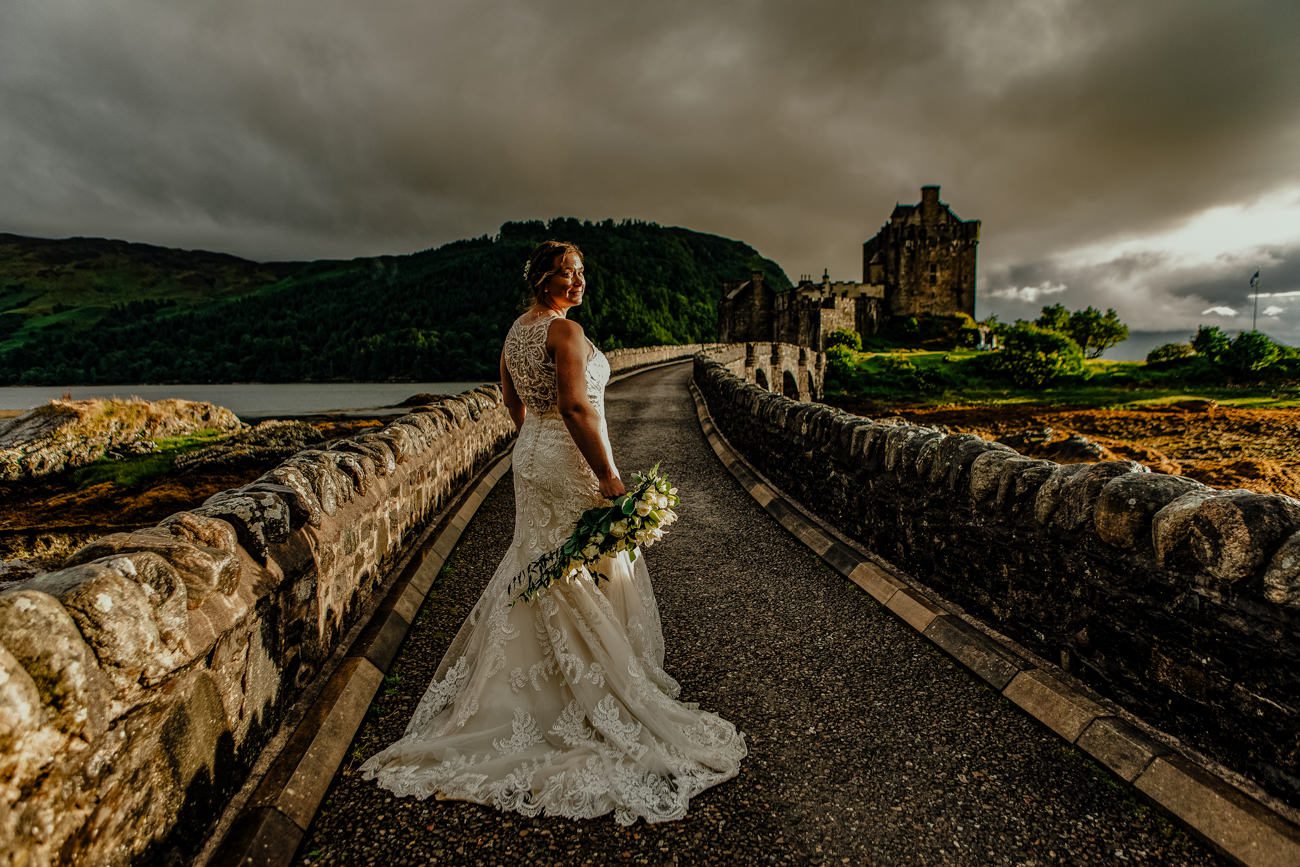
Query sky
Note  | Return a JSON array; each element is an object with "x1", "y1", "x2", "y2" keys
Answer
[{"x1": 3, "y1": 0, "x2": 1300, "y2": 356}]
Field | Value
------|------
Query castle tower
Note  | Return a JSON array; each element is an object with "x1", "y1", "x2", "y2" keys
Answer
[{"x1": 862, "y1": 185, "x2": 979, "y2": 319}]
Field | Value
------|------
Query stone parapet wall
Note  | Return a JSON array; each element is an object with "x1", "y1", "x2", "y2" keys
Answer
[
  {"x1": 0, "y1": 385, "x2": 516, "y2": 865},
  {"x1": 605, "y1": 343, "x2": 717, "y2": 373},
  {"x1": 693, "y1": 350, "x2": 1300, "y2": 807},
  {"x1": 0, "y1": 346, "x2": 701, "y2": 866}
]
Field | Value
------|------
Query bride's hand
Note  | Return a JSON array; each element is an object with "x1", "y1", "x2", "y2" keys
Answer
[{"x1": 599, "y1": 474, "x2": 626, "y2": 499}]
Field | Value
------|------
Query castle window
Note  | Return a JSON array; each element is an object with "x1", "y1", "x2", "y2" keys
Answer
[{"x1": 929, "y1": 264, "x2": 938, "y2": 285}]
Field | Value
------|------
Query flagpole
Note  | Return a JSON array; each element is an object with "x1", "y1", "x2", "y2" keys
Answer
[{"x1": 1251, "y1": 270, "x2": 1260, "y2": 332}]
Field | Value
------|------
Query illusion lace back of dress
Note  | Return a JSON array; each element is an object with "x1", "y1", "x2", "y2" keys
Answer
[{"x1": 358, "y1": 313, "x2": 747, "y2": 826}]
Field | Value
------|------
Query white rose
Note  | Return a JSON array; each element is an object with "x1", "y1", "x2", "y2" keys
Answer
[
  {"x1": 611, "y1": 520, "x2": 628, "y2": 538},
  {"x1": 582, "y1": 544, "x2": 599, "y2": 559},
  {"x1": 635, "y1": 501, "x2": 653, "y2": 517}
]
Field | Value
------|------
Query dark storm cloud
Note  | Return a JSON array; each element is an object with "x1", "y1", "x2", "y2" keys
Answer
[
  {"x1": 3, "y1": 0, "x2": 1300, "y2": 342},
  {"x1": 1169, "y1": 244, "x2": 1300, "y2": 303}
]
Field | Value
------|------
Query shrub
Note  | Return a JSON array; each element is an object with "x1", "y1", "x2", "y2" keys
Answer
[
  {"x1": 1192, "y1": 325, "x2": 1231, "y2": 363},
  {"x1": 824, "y1": 344, "x2": 856, "y2": 389},
  {"x1": 1223, "y1": 330, "x2": 1281, "y2": 376},
  {"x1": 1145, "y1": 342, "x2": 1196, "y2": 367},
  {"x1": 990, "y1": 323, "x2": 1086, "y2": 387},
  {"x1": 825, "y1": 328, "x2": 862, "y2": 351}
]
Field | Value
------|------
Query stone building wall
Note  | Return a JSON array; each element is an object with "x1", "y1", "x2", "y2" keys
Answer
[
  {"x1": 694, "y1": 350, "x2": 1300, "y2": 807},
  {"x1": 717, "y1": 274, "x2": 774, "y2": 344},
  {"x1": 0, "y1": 345, "x2": 702, "y2": 866},
  {"x1": 862, "y1": 185, "x2": 979, "y2": 320}
]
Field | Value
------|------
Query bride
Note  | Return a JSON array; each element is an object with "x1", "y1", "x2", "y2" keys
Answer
[{"x1": 360, "y1": 240, "x2": 747, "y2": 825}]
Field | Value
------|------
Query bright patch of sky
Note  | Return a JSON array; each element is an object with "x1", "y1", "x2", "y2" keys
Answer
[
  {"x1": 988, "y1": 281, "x2": 1068, "y2": 303},
  {"x1": 1061, "y1": 186, "x2": 1300, "y2": 270}
]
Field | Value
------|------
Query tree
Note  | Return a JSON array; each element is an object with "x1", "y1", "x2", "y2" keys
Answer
[
  {"x1": 990, "y1": 323, "x2": 1086, "y2": 387},
  {"x1": 1064, "y1": 306, "x2": 1128, "y2": 358},
  {"x1": 1035, "y1": 304, "x2": 1070, "y2": 333},
  {"x1": 1192, "y1": 325, "x2": 1231, "y2": 363}
]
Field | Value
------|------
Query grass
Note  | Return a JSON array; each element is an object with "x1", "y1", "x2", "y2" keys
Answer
[
  {"x1": 828, "y1": 349, "x2": 1300, "y2": 410},
  {"x1": 71, "y1": 428, "x2": 230, "y2": 489}
]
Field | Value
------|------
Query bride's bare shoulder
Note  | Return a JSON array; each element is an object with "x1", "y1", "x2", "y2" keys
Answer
[{"x1": 545, "y1": 317, "x2": 587, "y2": 360}]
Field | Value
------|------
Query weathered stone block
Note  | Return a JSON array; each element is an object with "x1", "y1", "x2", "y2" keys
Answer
[
  {"x1": 194, "y1": 489, "x2": 292, "y2": 559},
  {"x1": 0, "y1": 644, "x2": 65, "y2": 798},
  {"x1": 884, "y1": 426, "x2": 942, "y2": 477},
  {"x1": 860, "y1": 424, "x2": 894, "y2": 471},
  {"x1": 158, "y1": 511, "x2": 239, "y2": 554},
  {"x1": 914, "y1": 434, "x2": 946, "y2": 481},
  {"x1": 1152, "y1": 489, "x2": 1221, "y2": 573},
  {"x1": 375, "y1": 427, "x2": 417, "y2": 462},
  {"x1": 86, "y1": 552, "x2": 189, "y2": 655},
  {"x1": 282, "y1": 454, "x2": 348, "y2": 516},
  {"x1": 1092, "y1": 474, "x2": 1204, "y2": 553},
  {"x1": 0, "y1": 589, "x2": 110, "y2": 742},
  {"x1": 66, "y1": 531, "x2": 237, "y2": 609},
  {"x1": 944, "y1": 437, "x2": 1012, "y2": 493},
  {"x1": 335, "y1": 438, "x2": 396, "y2": 475},
  {"x1": 78, "y1": 671, "x2": 231, "y2": 866},
  {"x1": 245, "y1": 478, "x2": 322, "y2": 529},
  {"x1": 994, "y1": 457, "x2": 1057, "y2": 514},
  {"x1": 1187, "y1": 490, "x2": 1300, "y2": 584},
  {"x1": 389, "y1": 420, "x2": 432, "y2": 453},
  {"x1": 1032, "y1": 462, "x2": 1091, "y2": 527},
  {"x1": 1263, "y1": 531, "x2": 1300, "y2": 607},
  {"x1": 24, "y1": 562, "x2": 172, "y2": 696},
  {"x1": 969, "y1": 450, "x2": 1022, "y2": 503},
  {"x1": 1045, "y1": 461, "x2": 1147, "y2": 532},
  {"x1": 323, "y1": 449, "x2": 374, "y2": 499}
]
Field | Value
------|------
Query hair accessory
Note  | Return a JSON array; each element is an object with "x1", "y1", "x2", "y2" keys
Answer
[{"x1": 522, "y1": 260, "x2": 532, "y2": 284}]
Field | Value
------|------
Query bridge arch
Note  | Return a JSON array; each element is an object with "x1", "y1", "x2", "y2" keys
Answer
[{"x1": 782, "y1": 369, "x2": 799, "y2": 398}]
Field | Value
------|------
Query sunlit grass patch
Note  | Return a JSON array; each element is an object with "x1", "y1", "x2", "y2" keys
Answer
[
  {"x1": 828, "y1": 348, "x2": 1300, "y2": 410},
  {"x1": 72, "y1": 428, "x2": 230, "y2": 489}
]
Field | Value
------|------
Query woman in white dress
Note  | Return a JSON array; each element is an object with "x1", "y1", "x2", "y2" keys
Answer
[{"x1": 360, "y1": 240, "x2": 747, "y2": 825}]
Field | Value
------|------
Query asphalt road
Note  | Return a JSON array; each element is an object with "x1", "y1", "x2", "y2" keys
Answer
[{"x1": 295, "y1": 362, "x2": 1223, "y2": 865}]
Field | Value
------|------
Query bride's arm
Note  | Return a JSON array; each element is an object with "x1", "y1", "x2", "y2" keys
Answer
[
  {"x1": 500, "y1": 349, "x2": 525, "y2": 429},
  {"x1": 550, "y1": 319, "x2": 626, "y2": 498}
]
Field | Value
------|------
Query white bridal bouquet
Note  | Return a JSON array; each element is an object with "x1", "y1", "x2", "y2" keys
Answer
[{"x1": 510, "y1": 464, "x2": 680, "y2": 604}]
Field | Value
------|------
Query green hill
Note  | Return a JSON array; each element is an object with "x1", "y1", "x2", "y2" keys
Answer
[{"x1": 0, "y1": 218, "x2": 790, "y2": 384}]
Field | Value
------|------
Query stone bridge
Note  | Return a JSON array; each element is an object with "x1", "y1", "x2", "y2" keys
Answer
[{"x1": 1, "y1": 344, "x2": 1297, "y2": 865}]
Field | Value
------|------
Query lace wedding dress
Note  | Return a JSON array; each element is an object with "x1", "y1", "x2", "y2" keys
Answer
[{"x1": 360, "y1": 311, "x2": 747, "y2": 825}]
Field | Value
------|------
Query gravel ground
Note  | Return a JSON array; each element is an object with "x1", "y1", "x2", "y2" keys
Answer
[{"x1": 295, "y1": 363, "x2": 1225, "y2": 866}]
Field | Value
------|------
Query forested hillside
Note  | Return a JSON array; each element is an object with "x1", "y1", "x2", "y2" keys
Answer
[{"x1": 0, "y1": 218, "x2": 789, "y2": 383}]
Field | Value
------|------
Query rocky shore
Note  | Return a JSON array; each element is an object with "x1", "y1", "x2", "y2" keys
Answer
[
  {"x1": 0, "y1": 400, "x2": 386, "y2": 577},
  {"x1": 0, "y1": 397, "x2": 243, "y2": 481}
]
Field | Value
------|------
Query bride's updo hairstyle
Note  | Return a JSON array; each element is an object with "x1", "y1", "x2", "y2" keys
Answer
[{"x1": 524, "y1": 240, "x2": 584, "y2": 305}]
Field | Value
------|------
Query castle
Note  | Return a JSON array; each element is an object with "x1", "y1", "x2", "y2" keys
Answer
[{"x1": 719, "y1": 185, "x2": 980, "y2": 349}]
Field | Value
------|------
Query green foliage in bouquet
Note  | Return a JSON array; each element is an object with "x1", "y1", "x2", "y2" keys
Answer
[{"x1": 510, "y1": 464, "x2": 680, "y2": 604}]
